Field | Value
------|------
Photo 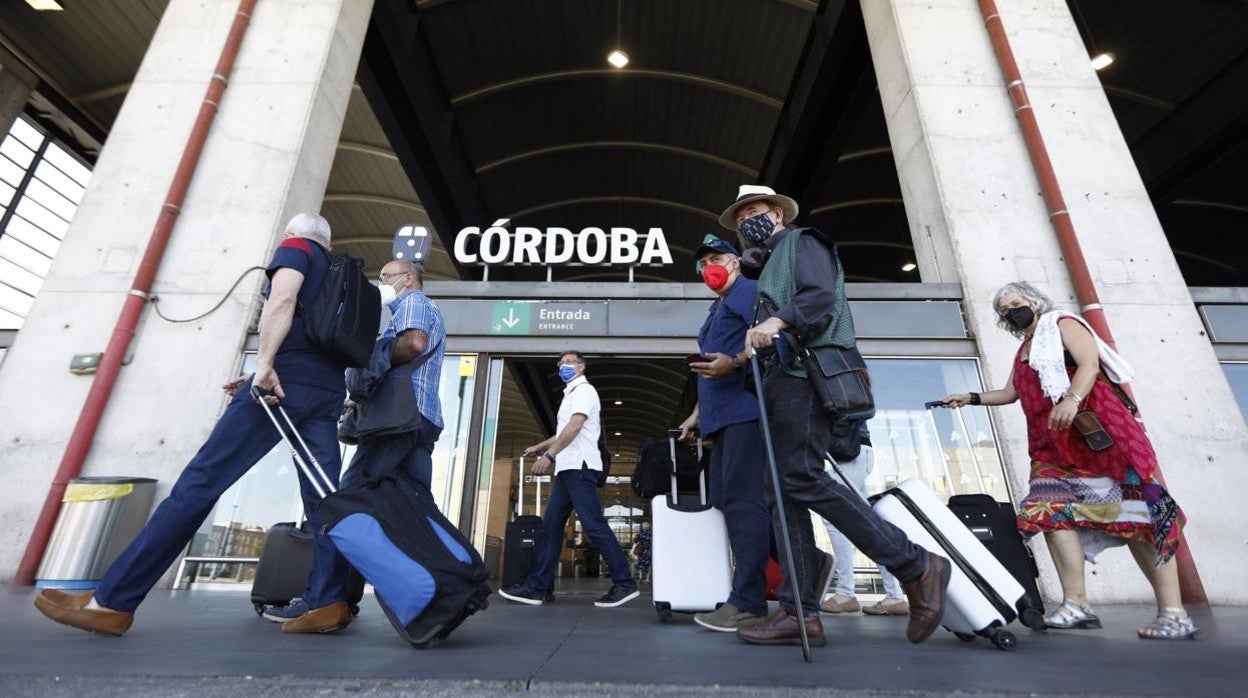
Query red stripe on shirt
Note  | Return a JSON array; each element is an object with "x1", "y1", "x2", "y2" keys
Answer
[{"x1": 278, "y1": 237, "x2": 313, "y2": 256}]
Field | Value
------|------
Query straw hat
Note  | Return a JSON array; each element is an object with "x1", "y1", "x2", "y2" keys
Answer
[{"x1": 718, "y1": 184, "x2": 799, "y2": 232}]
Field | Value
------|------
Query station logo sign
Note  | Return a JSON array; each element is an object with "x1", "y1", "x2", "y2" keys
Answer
[{"x1": 453, "y1": 219, "x2": 673, "y2": 266}]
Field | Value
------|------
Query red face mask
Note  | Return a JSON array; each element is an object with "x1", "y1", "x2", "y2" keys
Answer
[{"x1": 702, "y1": 264, "x2": 730, "y2": 292}]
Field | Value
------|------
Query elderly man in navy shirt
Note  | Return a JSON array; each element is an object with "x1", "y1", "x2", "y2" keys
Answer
[
  {"x1": 33, "y1": 213, "x2": 356, "y2": 637},
  {"x1": 678, "y1": 235, "x2": 832, "y2": 632}
]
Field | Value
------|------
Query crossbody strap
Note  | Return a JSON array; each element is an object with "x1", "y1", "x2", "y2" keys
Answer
[{"x1": 1099, "y1": 368, "x2": 1138, "y2": 415}]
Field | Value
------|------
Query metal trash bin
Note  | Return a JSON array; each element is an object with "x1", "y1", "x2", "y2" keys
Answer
[{"x1": 35, "y1": 476, "x2": 157, "y2": 589}]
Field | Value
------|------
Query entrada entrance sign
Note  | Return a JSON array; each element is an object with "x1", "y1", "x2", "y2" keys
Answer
[{"x1": 454, "y1": 220, "x2": 673, "y2": 266}]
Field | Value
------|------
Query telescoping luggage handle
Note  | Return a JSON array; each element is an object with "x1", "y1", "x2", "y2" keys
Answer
[
  {"x1": 922, "y1": 400, "x2": 987, "y2": 495},
  {"x1": 515, "y1": 456, "x2": 545, "y2": 518},
  {"x1": 252, "y1": 386, "x2": 337, "y2": 499},
  {"x1": 666, "y1": 429, "x2": 706, "y2": 506}
]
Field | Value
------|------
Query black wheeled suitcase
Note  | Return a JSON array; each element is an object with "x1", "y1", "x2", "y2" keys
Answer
[
  {"x1": 249, "y1": 522, "x2": 365, "y2": 616},
  {"x1": 502, "y1": 456, "x2": 545, "y2": 588},
  {"x1": 947, "y1": 494, "x2": 1045, "y2": 629},
  {"x1": 255, "y1": 389, "x2": 491, "y2": 648}
]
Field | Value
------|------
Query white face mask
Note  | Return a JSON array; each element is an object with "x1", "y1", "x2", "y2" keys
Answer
[{"x1": 378, "y1": 283, "x2": 397, "y2": 306}]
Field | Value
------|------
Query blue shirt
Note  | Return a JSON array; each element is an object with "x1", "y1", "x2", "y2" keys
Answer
[
  {"x1": 264, "y1": 238, "x2": 345, "y2": 392},
  {"x1": 696, "y1": 277, "x2": 761, "y2": 435},
  {"x1": 386, "y1": 288, "x2": 446, "y2": 428}
]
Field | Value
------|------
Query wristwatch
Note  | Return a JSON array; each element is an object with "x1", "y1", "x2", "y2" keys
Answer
[{"x1": 731, "y1": 354, "x2": 744, "y2": 371}]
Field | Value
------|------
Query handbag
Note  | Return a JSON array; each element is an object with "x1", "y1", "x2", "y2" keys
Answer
[
  {"x1": 1072, "y1": 410, "x2": 1114, "y2": 451},
  {"x1": 794, "y1": 342, "x2": 876, "y2": 421}
]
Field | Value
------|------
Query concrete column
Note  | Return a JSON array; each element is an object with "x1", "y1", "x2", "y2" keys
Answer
[
  {"x1": 863, "y1": 0, "x2": 1248, "y2": 603},
  {"x1": 0, "y1": 61, "x2": 37, "y2": 140},
  {"x1": 0, "y1": 0, "x2": 373, "y2": 582}
]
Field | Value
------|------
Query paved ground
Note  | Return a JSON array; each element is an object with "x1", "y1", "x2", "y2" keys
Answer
[{"x1": 0, "y1": 583, "x2": 1241, "y2": 697}]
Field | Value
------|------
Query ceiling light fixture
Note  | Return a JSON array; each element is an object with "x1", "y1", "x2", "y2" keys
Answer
[
  {"x1": 901, "y1": 262, "x2": 917, "y2": 272},
  {"x1": 1090, "y1": 52, "x2": 1114, "y2": 71},
  {"x1": 613, "y1": 400, "x2": 623, "y2": 405},
  {"x1": 26, "y1": 0, "x2": 64, "y2": 9},
  {"x1": 607, "y1": 0, "x2": 629, "y2": 69}
]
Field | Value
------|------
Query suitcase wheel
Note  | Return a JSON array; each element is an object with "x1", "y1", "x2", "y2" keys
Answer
[
  {"x1": 253, "y1": 602, "x2": 265, "y2": 617},
  {"x1": 953, "y1": 632, "x2": 976, "y2": 643},
  {"x1": 655, "y1": 601, "x2": 673, "y2": 624},
  {"x1": 989, "y1": 628, "x2": 1017, "y2": 652}
]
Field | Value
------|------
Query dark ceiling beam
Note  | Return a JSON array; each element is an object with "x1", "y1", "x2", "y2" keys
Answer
[
  {"x1": 756, "y1": 0, "x2": 874, "y2": 212},
  {"x1": 357, "y1": 0, "x2": 488, "y2": 280},
  {"x1": 1132, "y1": 48, "x2": 1248, "y2": 203}
]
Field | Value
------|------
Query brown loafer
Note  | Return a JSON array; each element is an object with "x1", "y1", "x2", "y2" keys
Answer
[
  {"x1": 282, "y1": 601, "x2": 352, "y2": 634},
  {"x1": 735, "y1": 608, "x2": 827, "y2": 647},
  {"x1": 34, "y1": 590, "x2": 133, "y2": 636},
  {"x1": 902, "y1": 552, "x2": 951, "y2": 643}
]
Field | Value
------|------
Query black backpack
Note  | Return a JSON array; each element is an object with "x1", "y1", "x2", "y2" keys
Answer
[{"x1": 301, "y1": 250, "x2": 381, "y2": 368}]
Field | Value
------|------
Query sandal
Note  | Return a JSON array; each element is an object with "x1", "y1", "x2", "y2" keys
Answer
[
  {"x1": 1137, "y1": 611, "x2": 1198, "y2": 640},
  {"x1": 1044, "y1": 599, "x2": 1102, "y2": 630}
]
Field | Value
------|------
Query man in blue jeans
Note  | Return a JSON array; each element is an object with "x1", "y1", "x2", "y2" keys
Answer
[
  {"x1": 33, "y1": 213, "x2": 356, "y2": 636},
  {"x1": 499, "y1": 351, "x2": 640, "y2": 608},
  {"x1": 261, "y1": 258, "x2": 446, "y2": 622},
  {"x1": 678, "y1": 235, "x2": 834, "y2": 632}
]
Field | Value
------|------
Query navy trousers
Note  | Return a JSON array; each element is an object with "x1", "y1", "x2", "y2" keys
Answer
[
  {"x1": 708, "y1": 420, "x2": 771, "y2": 616},
  {"x1": 94, "y1": 379, "x2": 346, "y2": 612},
  {"x1": 525, "y1": 466, "x2": 635, "y2": 593}
]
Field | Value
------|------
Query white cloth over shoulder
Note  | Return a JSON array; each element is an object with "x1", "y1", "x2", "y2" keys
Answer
[{"x1": 1029, "y1": 311, "x2": 1135, "y2": 404}]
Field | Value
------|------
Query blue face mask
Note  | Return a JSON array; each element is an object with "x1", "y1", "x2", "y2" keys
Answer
[{"x1": 558, "y1": 365, "x2": 578, "y2": 382}]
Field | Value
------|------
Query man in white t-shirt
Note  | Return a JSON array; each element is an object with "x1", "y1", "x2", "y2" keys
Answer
[{"x1": 499, "y1": 351, "x2": 640, "y2": 608}]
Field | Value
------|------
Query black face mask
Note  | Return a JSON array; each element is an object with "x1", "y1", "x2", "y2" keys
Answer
[
  {"x1": 1005, "y1": 306, "x2": 1035, "y2": 330},
  {"x1": 739, "y1": 247, "x2": 771, "y2": 280}
]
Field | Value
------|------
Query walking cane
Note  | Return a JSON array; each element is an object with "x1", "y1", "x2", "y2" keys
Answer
[{"x1": 749, "y1": 348, "x2": 812, "y2": 663}]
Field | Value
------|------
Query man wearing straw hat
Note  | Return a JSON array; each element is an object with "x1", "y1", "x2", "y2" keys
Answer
[{"x1": 722, "y1": 185, "x2": 952, "y2": 648}]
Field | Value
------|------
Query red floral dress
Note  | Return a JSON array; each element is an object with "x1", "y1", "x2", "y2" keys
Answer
[{"x1": 1013, "y1": 330, "x2": 1185, "y2": 564}]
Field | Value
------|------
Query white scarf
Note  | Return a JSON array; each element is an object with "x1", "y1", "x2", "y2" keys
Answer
[{"x1": 1028, "y1": 311, "x2": 1135, "y2": 404}]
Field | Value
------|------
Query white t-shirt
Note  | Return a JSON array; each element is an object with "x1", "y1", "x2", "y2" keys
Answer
[{"x1": 554, "y1": 376, "x2": 602, "y2": 474}]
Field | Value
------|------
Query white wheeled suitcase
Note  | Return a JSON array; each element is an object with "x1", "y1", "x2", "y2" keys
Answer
[
  {"x1": 871, "y1": 478, "x2": 1028, "y2": 651},
  {"x1": 650, "y1": 430, "x2": 732, "y2": 623}
]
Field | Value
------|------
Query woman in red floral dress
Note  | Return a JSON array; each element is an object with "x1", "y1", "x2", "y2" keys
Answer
[{"x1": 939, "y1": 281, "x2": 1195, "y2": 640}]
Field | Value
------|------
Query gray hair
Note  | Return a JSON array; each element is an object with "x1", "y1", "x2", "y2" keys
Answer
[
  {"x1": 393, "y1": 259, "x2": 424, "y2": 286},
  {"x1": 285, "y1": 212, "x2": 331, "y2": 248},
  {"x1": 992, "y1": 281, "x2": 1056, "y2": 337}
]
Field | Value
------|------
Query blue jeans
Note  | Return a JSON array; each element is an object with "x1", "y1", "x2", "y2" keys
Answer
[
  {"x1": 322, "y1": 416, "x2": 443, "y2": 590},
  {"x1": 525, "y1": 466, "x2": 635, "y2": 593},
  {"x1": 823, "y1": 446, "x2": 904, "y2": 598},
  {"x1": 760, "y1": 363, "x2": 926, "y2": 616},
  {"x1": 708, "y1": 421, "x2": 771, "y2": 616},
  {"x1": 94, "y1": 379, "x2": 345, "y2": 612}
]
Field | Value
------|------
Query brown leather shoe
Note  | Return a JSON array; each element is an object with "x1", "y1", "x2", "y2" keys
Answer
[
  {"x1": 902, "y1": 552, "x2": 951, "y2": 643},
  {"x1": 735, "y1": 608, "x2": 827, "y2": 647},
  {"x1": 281, "y1": 601, "x2": 352, "y2": 634},
  {"x1": 34, "y1": 590, "x2": 133, "y2": 636}
]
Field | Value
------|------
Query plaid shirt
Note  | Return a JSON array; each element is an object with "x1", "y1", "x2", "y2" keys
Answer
[{"x1": 386, "y1": 288, "x2": 446, "y2": 429}]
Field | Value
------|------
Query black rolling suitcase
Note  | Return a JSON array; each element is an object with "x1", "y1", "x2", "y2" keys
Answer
[
  {"x1": 255, "y1": 388, "x2": 491, "y2": 648},
  {"x1": 249, "y1": 521, "x2": 365, "y2": 616},
  {"x1": 947, "y1": 494, "x2": 1045, "y2": 628},
  {"x1": 502, "y1": 456, "x2": 545, "y2": 588}
]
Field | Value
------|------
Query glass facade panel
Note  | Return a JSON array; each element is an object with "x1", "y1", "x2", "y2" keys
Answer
[
  {"x1": 1223, "y1": 362, "x2": 1248, "y2": 423},
  {"x1": 0, "y1": 117, "x2": 89, "y2": 330},
  {"x1": 816, "y1": 357, "x2": 1011, "y2": 589}
]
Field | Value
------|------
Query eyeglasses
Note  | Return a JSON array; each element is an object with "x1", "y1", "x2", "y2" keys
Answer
[{"x1": 378, "y1": 271, "x2": 409, "y2": 283}]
